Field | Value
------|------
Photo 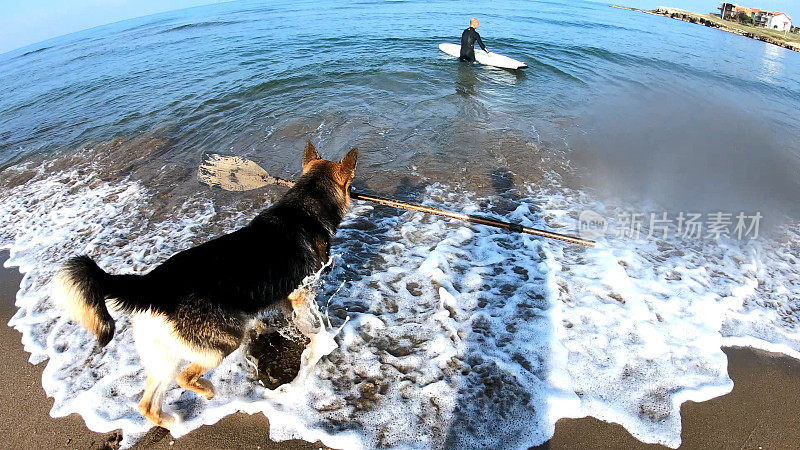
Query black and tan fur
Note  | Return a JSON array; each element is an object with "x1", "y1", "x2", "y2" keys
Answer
[{"x1": 51, "y1": 142, "x2": 357, "y2": 428}]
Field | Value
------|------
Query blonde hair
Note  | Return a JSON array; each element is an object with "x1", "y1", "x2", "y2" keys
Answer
[{"x1": 470, "y1": 17, "x2": 479, "y2": 28}]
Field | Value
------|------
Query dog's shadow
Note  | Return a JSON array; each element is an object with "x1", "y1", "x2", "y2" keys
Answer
[{"x1": 444, "y1": 167, "x2": 554, "y2": 447}]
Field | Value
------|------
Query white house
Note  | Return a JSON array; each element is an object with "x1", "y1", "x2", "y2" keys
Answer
[{"x1": 765, "y1": 12, "x2": 792, "y2": 31}]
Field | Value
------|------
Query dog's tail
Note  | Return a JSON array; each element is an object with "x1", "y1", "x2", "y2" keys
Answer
[{"x1": 51, "y1": 255, "x2": 143, "y2": 346}]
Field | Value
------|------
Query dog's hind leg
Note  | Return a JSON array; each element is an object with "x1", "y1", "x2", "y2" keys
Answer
[
  {"x1": 177, "y1": 363, "x2": 215, "y2": 400},
  {"x1": 138, "y1": 373, "x2": 177, "y2": 428},
  {"x1": 133, "y1": 313, "x2": 181, "y2": 429}
]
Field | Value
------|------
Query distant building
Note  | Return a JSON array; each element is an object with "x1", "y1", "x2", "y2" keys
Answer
[
  {"x1": 765, "y1": 12, "x2": 792, "y2": 31},
  {"x1": 752, "y1": 10, "x2": 770, "y2": 26},
  {"x1": 745, "y1": 7, "x2": 762, "y2": 18},
  {"x1": 753, "y1": 11, "x2": 792, "y2": 30},
  {"x1": 719, "y1": 2, "x2": 736, "y2": 19},
  {"x1": 720, "y1": 3, "x2": 758, "y2": 20},
  {"x1": 718, "y1": 3, "x2": 755, "y2": 18},
  {"x1": 719, "y1": 3, "x2": 793, "y2": 31}
]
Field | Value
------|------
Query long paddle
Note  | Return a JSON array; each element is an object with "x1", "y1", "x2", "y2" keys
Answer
[{"x1": 197, "y1": 153, "x2": 595, "y2": 247}]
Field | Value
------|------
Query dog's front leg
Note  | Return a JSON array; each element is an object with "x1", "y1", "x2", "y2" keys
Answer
[
  {"x1": 138, "y1": 376, "x2": 175, "y2": 429},
  {"x1": 288, "y1": 287, "x2": 313, "y2": 313},
  {"x1": 287, "y1": 287, "x2": 322, "y2": 336}
]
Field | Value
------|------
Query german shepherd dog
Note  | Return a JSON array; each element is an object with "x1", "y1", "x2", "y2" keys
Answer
[{"x1": 51, "y1": 142, "x2": 356, "y2": 428}]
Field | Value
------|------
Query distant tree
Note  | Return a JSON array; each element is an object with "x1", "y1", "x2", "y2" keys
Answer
[{"x1": 735, "y1": 11, "x2": 753, "y2": 24}]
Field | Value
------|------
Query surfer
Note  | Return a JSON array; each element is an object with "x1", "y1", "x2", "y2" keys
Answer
[{"x1": 460, "y1": 17, "x2": 488, "y2": 63}]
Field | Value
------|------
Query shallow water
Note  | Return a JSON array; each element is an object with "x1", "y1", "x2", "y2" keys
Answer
[{"x1": 1, "y1": 0, "x2": 799, "y2": 448}]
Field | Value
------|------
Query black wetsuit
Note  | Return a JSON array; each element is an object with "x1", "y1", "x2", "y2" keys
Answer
[{"x1": 460, "y1": 27, "x2": 487, "y2": 62}]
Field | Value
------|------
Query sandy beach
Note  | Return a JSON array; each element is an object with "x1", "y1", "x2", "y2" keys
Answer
[{"x1": 2, "y1": 250, "x2": 799, "y2": 449}]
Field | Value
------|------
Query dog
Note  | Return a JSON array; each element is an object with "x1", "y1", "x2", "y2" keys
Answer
[{"x1": 51, "y1": 141, "x2": 357, "y2": 428}]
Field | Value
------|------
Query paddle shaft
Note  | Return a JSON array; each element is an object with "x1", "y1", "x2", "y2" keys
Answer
[{"x1": 351, "y1": 191, "x2": 595, "y2": 247}]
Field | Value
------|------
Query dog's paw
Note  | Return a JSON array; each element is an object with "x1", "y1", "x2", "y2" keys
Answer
[
  {"x1": 157, "y1": 413, "x2": 175, "y2": 429},
  {"x1": 197, "y1": 379, "x2": 215, "y2": 400},
  {"x1": 141, "y1": 410, "x2": 175, "y2": 429}
]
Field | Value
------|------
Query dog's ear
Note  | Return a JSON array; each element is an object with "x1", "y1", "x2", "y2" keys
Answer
[
  {"x1": 339, "y1": 148, "x2": 358, "y2": 181},
  {"x1": 302, "y1": 141, "x2": 321, "y2": 174}
]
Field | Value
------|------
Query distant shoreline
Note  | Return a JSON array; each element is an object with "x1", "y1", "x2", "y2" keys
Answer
[{"x1": 611, "y1": 5, "x2": 800, "y2": 53}]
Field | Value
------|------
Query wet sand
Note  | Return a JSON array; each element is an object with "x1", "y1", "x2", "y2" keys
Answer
[
  {"x1": 2, "y1": 250, "x2": 799, "y2": 449},
  {"x1": 538, "y1": 343, "x2": 800, "y2": 449}
]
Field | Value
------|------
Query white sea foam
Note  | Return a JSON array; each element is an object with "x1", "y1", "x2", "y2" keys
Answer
[{"x1": 1, "y1": 160, "x2": 799, "y2": 449}]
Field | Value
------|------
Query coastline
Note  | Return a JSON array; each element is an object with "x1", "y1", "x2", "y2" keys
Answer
[
  {"x1": 2, "y1": 250, "x2": 800, "y2": 448},
  {"x1": 611, "y1": 5, "x2": 800, "y2": 53}
]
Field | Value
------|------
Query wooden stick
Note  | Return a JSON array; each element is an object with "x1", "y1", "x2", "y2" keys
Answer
[
  {"x1": 350, "y1": 192, "x2": 595, "y2": 246},
  {"x1": 198, "y1": 153, "x2": 595, "y2": 247}
]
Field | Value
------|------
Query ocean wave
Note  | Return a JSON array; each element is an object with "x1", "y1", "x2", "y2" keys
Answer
[
  {"x1": 159, "y1": 21, "x2": 246, "y2": 34},
  {"x1": 14, "y1": 46, "x2": 53, "y2": 60}
]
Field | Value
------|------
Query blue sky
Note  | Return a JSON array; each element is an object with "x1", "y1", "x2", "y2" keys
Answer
[
  {"x1": 0, "y1": 0, "x2": 798, "y2": 55},
  {"x1": 0, "y1": 0, "x2": 227, "y2": 54}
]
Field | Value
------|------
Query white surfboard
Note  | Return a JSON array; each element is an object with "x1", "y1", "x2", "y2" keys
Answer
[{"x1": 438, "y1": 43, "x2": 527, "y2": 70}]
